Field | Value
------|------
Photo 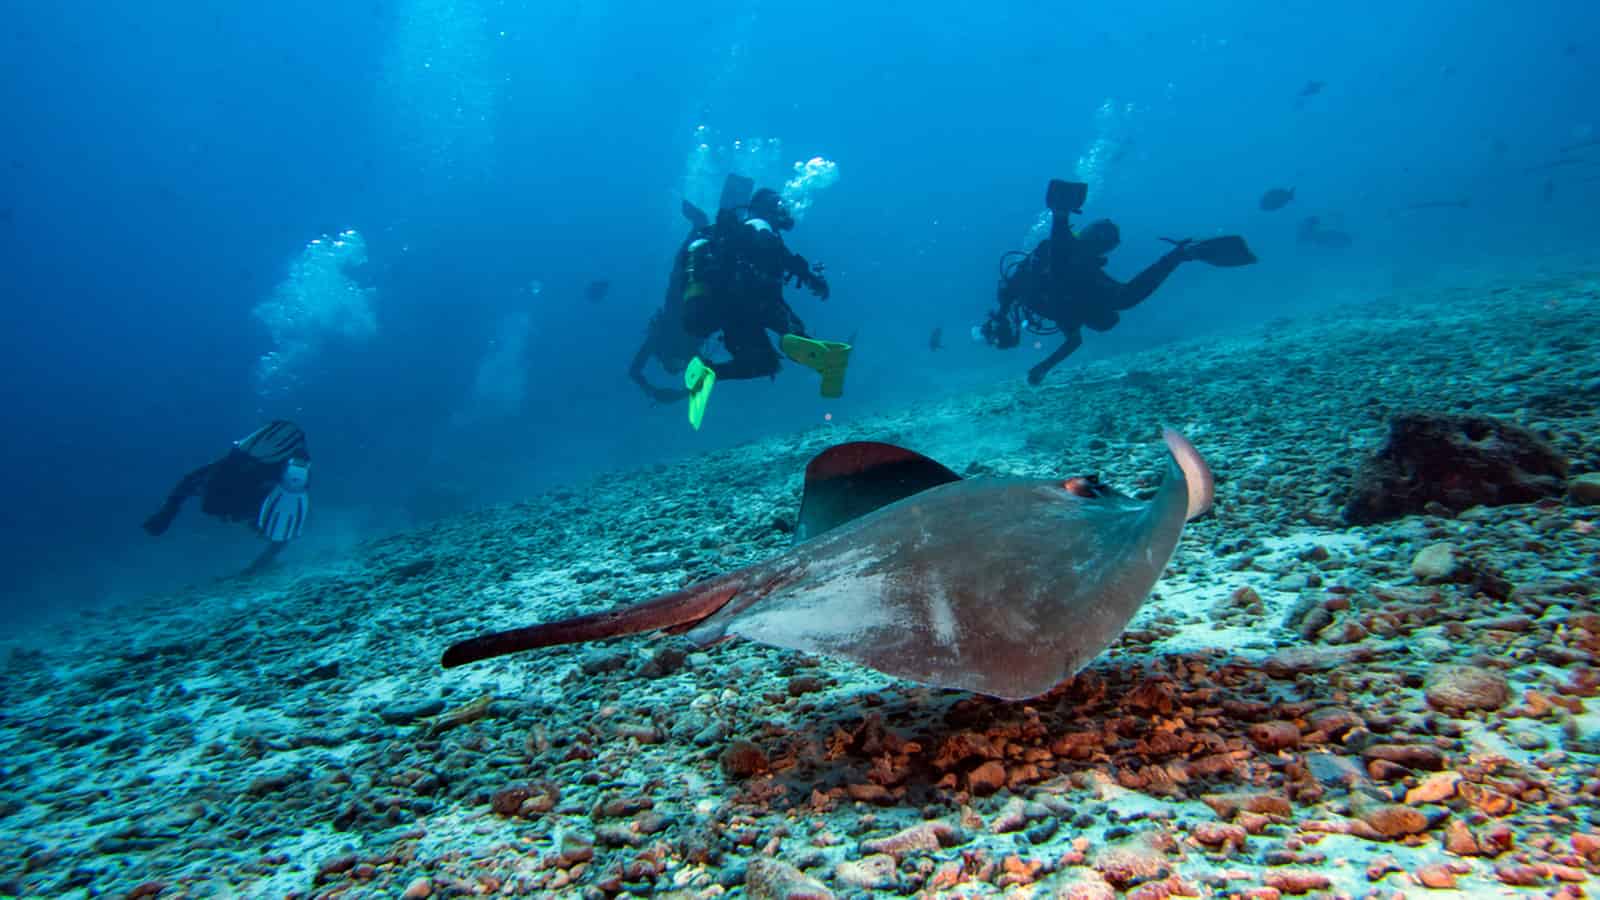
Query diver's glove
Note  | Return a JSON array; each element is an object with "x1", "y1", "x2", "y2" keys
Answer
[
  {"x1": 793, "y1": 262, "x2": 829, "y2": 300},
  {"x1": 258, "y1": 459, "x2": 310, "y2": 542}
]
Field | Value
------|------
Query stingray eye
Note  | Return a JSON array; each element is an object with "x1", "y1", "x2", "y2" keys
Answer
[{"x1": 1062, "y1": 478, "x2": 1089, "y2": 497}]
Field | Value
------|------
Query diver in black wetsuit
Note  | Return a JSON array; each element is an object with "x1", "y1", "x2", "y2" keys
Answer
[
  {"x1": 143, "y1": 420, "x2": 311, "y2": 573},
  {"x1": 980, "y1": 179, "x2": 1256, "y2": 385},
  {"x1": 681, "y1": 188, "x2": 831, "y2": 382}
]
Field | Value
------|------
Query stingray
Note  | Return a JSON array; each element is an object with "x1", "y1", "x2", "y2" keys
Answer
[{"x1": 441, "y1": 430, "x2": 1214, "y2": 700}]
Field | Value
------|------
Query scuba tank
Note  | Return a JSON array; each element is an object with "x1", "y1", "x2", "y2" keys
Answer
[{"x1": 684, "y1": 238, "x2": 713, "y2": 301}]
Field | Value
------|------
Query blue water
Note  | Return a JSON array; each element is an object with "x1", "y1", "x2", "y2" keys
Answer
[{"x1": 2, "y1": 0, "x2": 1596, "y2": 618}]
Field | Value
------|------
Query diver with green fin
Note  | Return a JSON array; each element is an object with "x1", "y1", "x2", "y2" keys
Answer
[
  {"x1": 979, "y1": 179, "x2": 1258, "y2": 385},
  {"x1": 675, "y1": 176, "x2": 850, "y2": 430}
]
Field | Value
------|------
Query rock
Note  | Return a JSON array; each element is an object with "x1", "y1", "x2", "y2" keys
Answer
[
  {"x1": 746, "y1": 858, "x2": 835, "y2": 900},
  {"x1": 1191, "y1": 822, "x2": 1247, "y2": 853},
  {"x1": 719, "y1": 740, "x2": 768, "y2": 778},
  {"x1": 377, "y1": 698, "x2": 446, "y2": 725},
  {"x1": 1201, "y1": 791, "x2": 1292, "y2": 819},
  {"x1": 1305, "y1": 752, "x2": 1365, "y2": 790},
  {"x1": 1092, "y1": 839, "x2": 1169, "y2": 889},
  {"x1": 1570, "y1": 473, "x2": 1600, "y2": 506},
  {"x1": 580, "y1": 651, "x2": 629, "y2": 675},
  {"x1": 1358, "y1": 803, "x2": 1429, "y2": 838},
  {"x1": 1416, "y1": 863, "x2": 1456, "y2": 889},
  {"x1": 1247, "y1": 721, "x2": 1301, "y2": 751},
  {"x1": 1425, "y1": 664, "x2": 1511, "y2": 714},
  {"x1": 787, "y1": 675, "x2": 825, "y2": 696},
  {"x1": 1343, "y1": 413, "x2": 1568, "y2": 524},
  {"x1": 990, "y1": 796, "x2": 1030, "y2": 833},
  {"x1": 966, "y1": 760, "x2": 1007, "y2": 796},
  {"x1": 834, "y1": 854, "x2": 896, "y2": 889},
  {"x1": 844, "y1": 783, "x2": 894, "y2": 805},
  {"x1": 1361, "y1": 743, "x2": 1446, "y2": 770},
  {"x1": 861, "y1": 821, "x2": 959, "y2": 859},
  {"x1": 1304, "y1": 707, "x2": 1362, "y2": 738},
  {"x1": 1411, "y1": 543, "x2": 1464, "y2": 581},
  {"x1": 1405, "y1": 771, "x2": 1462, "y2": 805},
  {"x1": 1444, "y1": 818, "x2": 1481, "y2": 855},
  {"x1": 401, "y1": 877, "x2": 433, "y2": 899},
  {"x1": 636, "y1": 646, "x2": 687, "y2": 678},
  {"x1": 1263, "y1": 870, "x2": 1330, "y2": 895}
]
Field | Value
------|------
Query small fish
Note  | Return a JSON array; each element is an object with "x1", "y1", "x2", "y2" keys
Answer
[
  {"x1": 584, "y1": 280, "x2": 610, "y2": 303},
  {"x1": 1298, "y1": 80, "x2": 1325, "y2": 98},
  {"x1": 1542, "y1": 179, "x2": 1555, "y2": 202},
  {"x1": 928, "y1": 327, "x2": 943, "y2": 351},
  {"x1": 1258, "y1": 187, "x2": 1295, "y2": 211}
]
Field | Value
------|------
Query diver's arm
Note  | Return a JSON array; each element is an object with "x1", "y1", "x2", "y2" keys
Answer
[
  {"x1": 143, "y1": 462, "x2": 215, "y2": 535},
  {"x1": 1027, "y1": 328, "x2": 1083, "y2": 385},
  {"x1": 760, "y1": 232, "x2": 827, "y2": 299},
  {"x1": 627, "y1": 331, "x2": 654, "y2": 391},
  {"x1": 627, "y1": 323, "x2": 690, "y2": 403},
  {"x1": 1109, "y1": 249, "x2": 1185, "y2": 312}
]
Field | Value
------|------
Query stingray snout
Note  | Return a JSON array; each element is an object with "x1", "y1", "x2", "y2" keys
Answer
[{"x1": 1162, "y1": 428, "x2": 1214, "y2": 520}]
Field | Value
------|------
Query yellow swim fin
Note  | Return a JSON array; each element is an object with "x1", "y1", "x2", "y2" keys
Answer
[
  {"x1": 685, "y1": 356, "x2": 716, "y2": 430},
  {"x1": 780, "y1": 334, "x2": 852, "y2": 399}
]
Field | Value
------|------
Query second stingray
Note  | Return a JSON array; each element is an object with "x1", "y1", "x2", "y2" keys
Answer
[{"x1": 442, "y1": 429, "x2": 1214, "y2": 700}]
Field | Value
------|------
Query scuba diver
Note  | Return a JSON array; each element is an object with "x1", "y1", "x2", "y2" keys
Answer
[
  {"x1": 979, "y1": 179, "x2": 1258, "y2": 385},
  {"x1": 627, "y1": 199, "x2": 714, "y2": 405},
  {"x1": 143, "y1": 420, "x2": 311, "y2": 573},
  {"x1": 675, "y1": 179, "x2": 850, "y2": 429}
]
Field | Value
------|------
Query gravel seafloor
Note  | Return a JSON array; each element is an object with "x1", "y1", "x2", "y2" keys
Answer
[{"x1": 2, "y1": 267, "x2": 1599, "y2": 900}]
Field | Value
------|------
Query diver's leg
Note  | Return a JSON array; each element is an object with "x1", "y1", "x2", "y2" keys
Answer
[
  {"x1": 143, "y1": 463, "x2": 213, "y2": 535},
  {"x1": 1027, "y1": 328, "x2": 1083, "y2": 386},
  {"x1": 707, "y1": 321, "x2": 781, "y2": 381},
  {"x1": 1111, "y1": 251, "x2": 1184, "y2": 311}
]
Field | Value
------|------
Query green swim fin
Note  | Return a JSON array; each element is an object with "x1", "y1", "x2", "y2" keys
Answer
[
  {"x1": 1184, "y1": 235, "x2": 1258, "y2": 267},
  {"x1": 685, "y1": 356, "x2": 716, "y2": 430},
  {"x1": 780, "y1": 335, "x2": 852, "y2": 399}
]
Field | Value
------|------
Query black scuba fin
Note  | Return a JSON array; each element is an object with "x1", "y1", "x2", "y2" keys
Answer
[
  {"x1": 1182, "y1": 235, "x2": 1259, "y2": 267},
  {"x1": 681, "y1": 199, "x2": 710, "y2": 231},
  {"x1": 1046, "y1": 179, "x2": 1088, "y2": 215},
  {"x1": 718, "y1": 173, "x2": 755, "y2": 212}
]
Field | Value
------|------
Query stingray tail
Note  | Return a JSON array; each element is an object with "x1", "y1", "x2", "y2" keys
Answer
[
  {"x1": 441, "y1": 575, "x2": 744, "y2": 668},
  {"x1": 1162, "y1": 428, "x2": 1215, "y2": 520}
]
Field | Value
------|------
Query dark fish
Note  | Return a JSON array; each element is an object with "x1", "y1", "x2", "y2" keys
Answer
[
  {"x1": 441, "y1": 432, "x2": 1215, "y2": 701},
  {"x1": 928, "y1": 327, "x2": 943, "y2": 351},
  {"x1": 584, "y1": 280, "x2": 610, "y2": 303},
  {"x1": 1297, "y1": 216, "x2": 1352, "y2": 249},
  {"x1": 1259, "y1": 187, "x2": 1295, "y2": 211},
  {"x1": 1542, "y1": 179, "x2": 1555, "y2": 202},
  {"x1": 1298, "y1": 80, "x2": 1325, "y2": 98}
]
